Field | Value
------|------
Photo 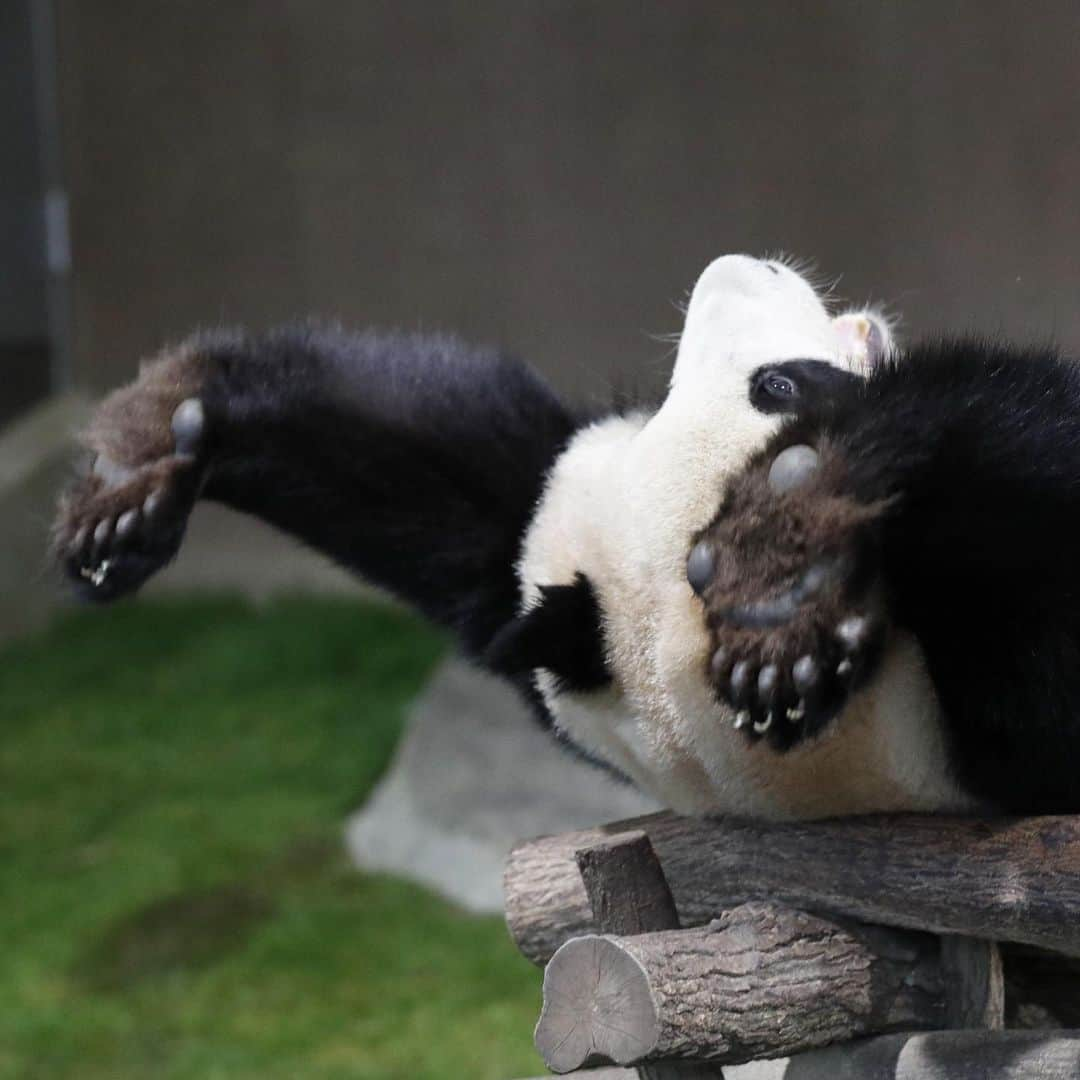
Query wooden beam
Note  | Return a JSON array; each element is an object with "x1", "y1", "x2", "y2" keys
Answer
[
  {"x1": 570, "y1": 831, "x2": 721, "y2": 1080},
  {"x1": 519, "y1": 1032, "x2": 1080, "y2": 1077},
  {"x1": 575, "y1": 830, "x2": 680, "y2": 937},
  {"x1": 940, "y1": 936, "x2": 1004, "y2": 1029},
  {"x1": 533, "y1": 901, "x2": 942, "y2": 1072},
  {"x1": 735, "y1": 1031, "x2": 1080, "y2": 1078},
  {"x1": 505, "y1": 812, "x2": 1080, "y2": 965}
]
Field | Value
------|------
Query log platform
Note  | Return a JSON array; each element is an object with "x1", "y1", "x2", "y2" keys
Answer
[{"x1": 505, "y1": 813, "x2": 1080, "y2": 1077}]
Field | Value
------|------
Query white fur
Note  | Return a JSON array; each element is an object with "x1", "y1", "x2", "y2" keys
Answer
[{"x1": 519, "y1": 255, "x2": 974, "y2": 819}]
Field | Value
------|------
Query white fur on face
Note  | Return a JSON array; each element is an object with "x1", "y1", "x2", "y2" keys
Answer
[{"x1": 519, "y1": 255, "x2": 972, "y2": 819}]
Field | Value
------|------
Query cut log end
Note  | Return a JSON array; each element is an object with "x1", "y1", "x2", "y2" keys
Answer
[{"x1": 535, "y1": 935, "x2": 658, "y2": 1073}]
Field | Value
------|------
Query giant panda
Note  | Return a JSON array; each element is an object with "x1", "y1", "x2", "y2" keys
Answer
[{"x1": 53, "y1": 255, "x2": 1080, "y2": 819}]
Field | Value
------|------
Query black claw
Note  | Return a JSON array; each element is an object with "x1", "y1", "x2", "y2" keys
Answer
[
  {"x1": 115, "y1": 508, "x2": 140, "y2": 541},
  {"x1": 687, "y1": 540, "x2": 715, "y2": 596},
  {"x1": 767, "y1": 444, "x2": 820, "y2": 494},
  {"x1": 143, "y1": 489, "x2": 165, "y2": 519},
  {"x1": 171, "y1": 398, "x2": 205, "y2": 457}
]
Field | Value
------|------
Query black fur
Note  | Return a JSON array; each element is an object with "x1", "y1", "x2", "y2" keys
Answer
[
  {"x1": 57, "y1": 325, "x2": 594, "y2": 666},
  {"x1": 716, "y1": 339, "x2": 1080, "y2": 812},
  {"x1": 484, "y1": 573, "x2": 611, "y2": 693},
  {"x1": 191, "y1": 326, "x2": 587, "y2": 660}
]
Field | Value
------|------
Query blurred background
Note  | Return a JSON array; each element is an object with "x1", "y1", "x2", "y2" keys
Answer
[{"x1": 3, "y1": 2, "x2": 1080, "y2": 1077}]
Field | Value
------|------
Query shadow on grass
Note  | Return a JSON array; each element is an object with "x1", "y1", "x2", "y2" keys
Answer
[{"x1": 78, "y1": 884, "x2": 276, "y2": 990}]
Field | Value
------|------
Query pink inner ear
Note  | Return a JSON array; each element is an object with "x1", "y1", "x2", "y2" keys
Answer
[{"x1": 832, "y1": 312, "x2": 892, "y2": 371}]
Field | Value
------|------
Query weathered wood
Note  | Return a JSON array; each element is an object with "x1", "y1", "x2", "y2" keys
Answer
[
  {"x1": 573, "y1": 833, "x2": 721, "y2": 1080},
  {"x1": 520, "y1": 1069, "x2": 721, "y2": 1080},
  {"x1": 734, "y1": 1031, "x2": 1080, "y2": 1078},
  {"x1": 939, "y1": 936, "x2": 1003, "y2": 1028},
  {"x1": 533, "y1": 901, "x2": 943, "y2": 1072},
  {"x1": 522, "y1": 1032, "x2": 1080, "y2": 1079},
  {"x1": 505, "y1": 811, "x2": 1080, "y2": 965},
  {"x1": 575, "y1": 830, "x2": 680, "y2": 937}
]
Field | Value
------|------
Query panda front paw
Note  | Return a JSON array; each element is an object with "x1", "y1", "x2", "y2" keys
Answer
[
  {"x1": 54, "y1": 397, "x2": 208, "y2": 602},
  {"x1": 689, "y1": 440, "x2": 889, "y2": 751}
]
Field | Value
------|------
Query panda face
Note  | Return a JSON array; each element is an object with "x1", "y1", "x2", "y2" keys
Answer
[{"x1": 519, "y1": 255, "x2": 973, "y2": 819}]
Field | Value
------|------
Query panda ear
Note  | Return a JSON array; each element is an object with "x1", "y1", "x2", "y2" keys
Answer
[
  {"x1": 483, "y1": 574, "x2": 610, "y2": 693},
  {"x1": 832, "y1": 311, "x2": 895, "y2": 372}
]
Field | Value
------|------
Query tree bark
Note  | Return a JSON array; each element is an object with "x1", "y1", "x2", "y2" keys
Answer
[
  {"x1": 939, "y1": 937, "x2": 1003, "y2": 1029},
  {"x1": 504, "y1": 812, "x2": 1080, "y2": 966},
  {"x1": 519, "y1": 1032, "x2": 1080, "y2": 1079},
  {"x1": 575, "y1": 830, "x2": 680, "y2": 938},
  {"x1": 533, "y1": 901, "x2": 943, "y2": 1072}
]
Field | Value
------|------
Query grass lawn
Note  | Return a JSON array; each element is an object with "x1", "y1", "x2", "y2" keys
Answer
[{"x1": 0, "y1": 595, "x2": 545, "y2": 1079}]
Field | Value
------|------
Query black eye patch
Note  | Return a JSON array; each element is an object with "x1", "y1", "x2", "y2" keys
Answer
[{"x1": 749, "y1": 359, "x2": 863, "y2": 416}]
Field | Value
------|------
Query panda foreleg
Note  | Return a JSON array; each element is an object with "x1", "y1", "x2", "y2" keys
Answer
[
  {"x1": 53, "y1": 325, "x2": 581, "y2": 659},
  {"x1": 688, "y1": 435, "x2": 890, "y2": 750},
  {"x1": 690, "y1": 339, "x2": 1080, "y2": 810}
]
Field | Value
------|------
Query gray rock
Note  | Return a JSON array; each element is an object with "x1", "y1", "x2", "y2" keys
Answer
[{"x1": 345, "y1": 659, "x2": 659, "y2": 912}]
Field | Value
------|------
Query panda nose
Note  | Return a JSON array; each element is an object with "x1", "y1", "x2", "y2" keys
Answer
[{"x1": 687, "y1": 540, "x2": 715, "y2": 595}]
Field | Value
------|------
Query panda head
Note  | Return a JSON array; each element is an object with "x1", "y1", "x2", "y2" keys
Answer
[{"x1": 520, "y1": 254, "x2": 971, "y2": 820}]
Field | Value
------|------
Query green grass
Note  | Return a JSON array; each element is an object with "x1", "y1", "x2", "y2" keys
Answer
[{"x1": 0, "y1": 595, "x2": 544, "y2": 1079}]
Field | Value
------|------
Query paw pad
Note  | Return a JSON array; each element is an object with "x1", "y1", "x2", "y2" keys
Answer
[
  {"x1": 55, "y1": 395, "x2": 208, "y2": 601},
  {"x1": 171, "y1": 398, "x2": 205, "y2": 456},
  {"x1": 767, "y1": 444, "x2": 819, "y2": 494},
  {"x1": 692, "y1": 436, "x2": 888, "y2": 752},
  {"x1": 686, "y1": 540, "x2": 716, "y2": 595}
]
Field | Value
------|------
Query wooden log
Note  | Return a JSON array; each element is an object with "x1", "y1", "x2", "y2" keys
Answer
[
  {"x1": 572, "y1": 832, "x2": 719, "y2": 1079},
  {"x1": 733, "y1": 1031, "x2": 1080, "y2": 1079},
  {"x1": 504, "y1": 812, "x2": 1080, "y2": 965},
  {"x1": 575, "y1": 830, "x2": 680, "y2": 937},
  {"x1": 939, "y1": 936, "x2": 1003, "y2": 1028},
  {"x1": 533, "y1": 901, "x2": 943, "y2": 1072},
  {"x1": 520, "y1": 1032, "x2": 1080, "y2": 1078}
]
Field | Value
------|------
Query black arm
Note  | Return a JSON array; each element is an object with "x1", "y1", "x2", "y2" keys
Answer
[
  {"x1": 55, "y1": 325, "x2": 582, "y2": 657},
  {"x1": 834, "y1": 340, "x2": 1080, "y2": 810}
]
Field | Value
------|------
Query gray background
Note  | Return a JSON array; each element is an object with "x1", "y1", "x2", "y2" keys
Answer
[
  {"x1": 0, "y1": 2, "x2": 45, "y2": 343},
  {"x1": 53, "y1": 0, "x2": 1080, "y2": 404},
  {"x1": 3, "y1": 0, "x2": 1080, "y2": 639}
]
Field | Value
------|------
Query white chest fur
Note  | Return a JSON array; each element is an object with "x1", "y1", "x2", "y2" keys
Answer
[{"x1": 518, "y1": 255, "x2": 973, "y2": 818}]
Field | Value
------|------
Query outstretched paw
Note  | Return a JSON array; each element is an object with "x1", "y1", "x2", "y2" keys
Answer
[
  {"x1": 55, "y1": 397, "x2": 207, "y2": 601},
  {"x1": 688, "y1": 441, "x2": 888, "y2": 751}
]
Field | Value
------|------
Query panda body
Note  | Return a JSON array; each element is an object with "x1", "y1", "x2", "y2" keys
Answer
[
  {"x1": 56, "y1": 252, "x2": 1078, "y2": 818},
  {"x1": 519, "y1": 255, "x2": 970, "y2": 817}
]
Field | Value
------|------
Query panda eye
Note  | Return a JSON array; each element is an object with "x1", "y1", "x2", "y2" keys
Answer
[
  {"x1": 750, "y1": 367, "x2": 804, "y2": 414},
  {"x1": 765, "y1": 374, "x2": 796, "y2": 398}
]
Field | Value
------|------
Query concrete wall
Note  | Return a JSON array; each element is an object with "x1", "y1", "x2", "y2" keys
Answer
[
  {"x1": 57, "y1": 1, "x2": 1080, "y2": 402},
  {"x1": 5, "y1": 0, "x2": 1074, "y2": 639},
  {"x1": 0, "y1": 0, "x2": 46, "y2": 343}
]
